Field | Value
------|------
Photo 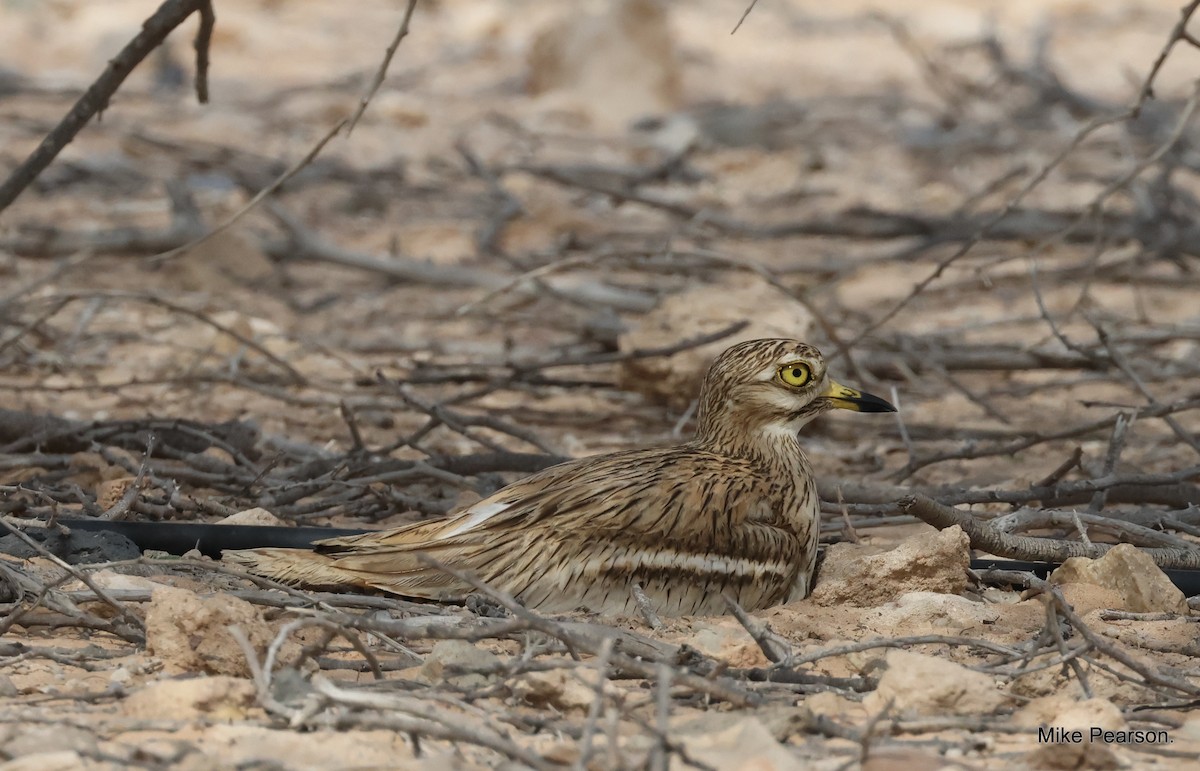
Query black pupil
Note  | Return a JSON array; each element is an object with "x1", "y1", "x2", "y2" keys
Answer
[{"x1": 792, "y1": 368, "x2": 803, "y2": 380}]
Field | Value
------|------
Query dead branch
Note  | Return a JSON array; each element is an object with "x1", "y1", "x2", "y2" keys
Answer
[
  {"x1": 901, "y1": 494, "x2": 1200, "y2": 569},
  {"x1": 346, "y1": 0, "x2": 420, "y2": 133},
  {"x1": 0, "y1": 0, "x2": 215, "y2": 213},
  {"x1": 723, "y1": 593, "x2": 790, "y2": 664}
]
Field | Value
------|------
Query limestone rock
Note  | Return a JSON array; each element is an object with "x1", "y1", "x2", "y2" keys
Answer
[
  {"x1": 217, "y1": 507, "x2": 284, "y2": 526},
  {"x1": 199, "y1": 725, "x2": 422, "y2": 769},
  {"x1": 527, "y1": 0, "x2": 681, "y2": 128},
  {"x1": 618, "y1": 274, "x2": 814, "y2": 408},
  {"x1": 2, "y1": 726, "x2": 97, "y2": 761},
  {"x1": 868, "y1": 591, "x2": 1001, "y2": 630},
  {"x1": 87, "y1": 568, "x2": 162, "y2": 593},
  {"x1": 1181, "y1": 711, "x2": 1200, "y2": 742},
  {"x1": 1049, "y1": 543, "x2": 1188, "y2": 614},
  {"x1": 811, "y1": 526, "x2": 970, "y2": 607},
  {"x1": 800, "y1": 691, "x2": 857, "y2": 719},
  {"x1": 1053, "y1": 583, "x2": 1127, "y2": 617},
  {"x1": 512, "y1": 669, "x2": 603, "y2": 712},
  {"x1": 145, "y1": 585, "x2": 297, "y2": 677},
  {"x1": 688, "y1": 620, "x2": 772, "y2": 668},
  {"x1": 416, "y1": 640, "x2": 499, "y2": 690},
  {"x1": 0, "y1": 752, "x2": 88, "y2": 771},
  {"x1": 96, "y1": 476, "x2": 138, "y2": 509},
  {"x1": 864, "y1": 650, "x2": 1007, "y2": 717},
  {"x1": 861, "y1": 749, "x2": 979, "y2": 771},
  {"x1": 1021, "y1": 697, "x2": 1125, "y2": 770},
  {"x1": 122, "y1": 676, "x2": 257, "y2": 721},
  {"x1": 669, "y1": 715, "x2": 805, "y2": 771}
]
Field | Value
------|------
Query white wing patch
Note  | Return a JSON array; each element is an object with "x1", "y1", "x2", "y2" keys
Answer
[{"x1": 440, "y1": 500, "x2": 513, "y2": 539}]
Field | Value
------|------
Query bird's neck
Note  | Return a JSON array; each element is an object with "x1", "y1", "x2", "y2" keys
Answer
[{"x1": 695, "y1": 420, "x2": 811, "y2": 475}]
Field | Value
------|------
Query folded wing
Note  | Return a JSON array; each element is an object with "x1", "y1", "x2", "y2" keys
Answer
[{"x1": 224, "y1": 446, "x2": 807, "y2": 612}]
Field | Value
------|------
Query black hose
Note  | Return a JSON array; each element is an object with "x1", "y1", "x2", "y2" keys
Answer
[{"x1": 59, "y1": 518, "x2": 368, "y2": 559}]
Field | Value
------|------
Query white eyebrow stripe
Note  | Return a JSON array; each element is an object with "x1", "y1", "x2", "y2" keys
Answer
[{"x1": 440, "y1": 500, "x2": 513, "y2": 538}]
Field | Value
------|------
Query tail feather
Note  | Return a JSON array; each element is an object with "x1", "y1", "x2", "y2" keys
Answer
[
  {"x1": 222, "y1": 546, "x2": 477, "y2": 600},
  {"x1": 223, "y1": 548, "x2": 368, "y2": 589}
]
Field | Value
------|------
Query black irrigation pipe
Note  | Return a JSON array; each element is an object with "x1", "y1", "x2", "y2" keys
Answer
[
  {"x1": 35, "y1": 520, "x2": 1200, "y2": 597},
  {"x1": 59, "y1": 518, "x2": 368, "y2": 557},
  {"x1": 970, "y1": 558, "x2": 1200, "y2": 597}
]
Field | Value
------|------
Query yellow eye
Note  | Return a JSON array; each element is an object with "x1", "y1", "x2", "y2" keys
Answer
[{"x1": 778, "y1": 363, "x2": 811, "y2": 387}]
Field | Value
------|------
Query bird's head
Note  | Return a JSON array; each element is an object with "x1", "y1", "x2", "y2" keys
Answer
[{"x1": 694, "y1": 338, "x2": 895, "y2": 447}]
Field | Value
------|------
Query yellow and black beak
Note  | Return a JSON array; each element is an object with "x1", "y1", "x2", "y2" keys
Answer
[{"x1": 821, "y1": 380, "x2": 897, "y2": 413}]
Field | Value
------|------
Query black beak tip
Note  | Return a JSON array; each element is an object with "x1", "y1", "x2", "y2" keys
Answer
[{"x1": 858, "y1": 392, "x2": 898, "y2": 413}]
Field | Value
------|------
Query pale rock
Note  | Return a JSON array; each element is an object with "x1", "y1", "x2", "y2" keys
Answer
[
  {"x1": 87, "y1": 568, "x2": 162, "y2": 593},
  {"x1": 217, "y1": 507, "x2": 284, "y2": 527},
  {"x1": 109, "y1": 666, "x2": 134, "y2": 687},
  {"x1": 1014, "y1": 693, "x2": 1123, "y2": 731},
  {"x1": 535, "y1": 740, "x2": 585, "y2": 766},
  {"x1": 801, "y1": 690, "x2": 857, "y2": 719},
  {"x1": 416, "y1": 640, "x2": 499, "y2": 689},
  {"x1": 1180, "y1": 712, "x2": 1200, "y2": 742},
  {"x1": 861, "y1": 749, "x2": 978, "y2": 771},
  {"x1": 122, "y1": 676, "x2": 257, "y2": 721},
  {"x1": 751, "y1": 704, "x2": 820, "y2": 741},
  {"x1": 527, "y1": 0, "x2": 681, "y2": 129},
  {"x1": 1047, "y1": 697, "x2": 1126, "y2": 732},
  {"x1": 633, "y1": 112, "x2": 702, "y2": 156},
  {"x1": 689, "y1": 620, "x2": 772, "y2": 668},
  {"x1": 868, "y1": 591, "x2": 1000, "y2": 630},
  {"x1": 96, "y1": 475, "x2": 138, "y2": 509},
  {"x1": 145, "y1": 585, "x2": 298, "y2": 677},
  {"x1": 0, "y1": 752, "x2": 87, "y2": 771},
  {"x1": 1022, "y1": 698, "x2": 1125, "y2": 770},
  {"x1": 1060, "y1": 581, "x2": 1132, "y2": 619},
  {"x1": 811, "y1": 526, "x2": 970, "y2": 607},
  {"x1": 1009, "y1": 666, "x2": 1078, "y2": 700},
  {"x1": 512, "y1": 669, "x2": 603, "y2": 712},
  {"x1": 198, "y1": 725, "x2": 422, "y2": 769},
  {"x1": 2, "y1": 726, "x2": 97, "y2": 759},
  {"x1": 864, "y1": 650, "x2": 1006, "y2": 716},
  {"x1": 669, "y1": 715, "x2": 805, "y2": 771},
  {"x1": 1052, "y1": 582, "x2": 1126, "y2": 617},
  {"x1": 618, "y1": 273, "x2": 814, "y2": 408},
  {"x1": 1049, "y1": 544, "x2": 1188, "y2": 614}
]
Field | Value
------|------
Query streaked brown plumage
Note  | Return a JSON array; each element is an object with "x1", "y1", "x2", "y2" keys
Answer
[{"x1": 224, "y1": 339, "x2": 895, "y2": 616}]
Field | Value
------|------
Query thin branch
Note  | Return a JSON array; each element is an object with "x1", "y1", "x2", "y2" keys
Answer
[
  {"x1": 0, "y1": 0, "x2": 213, "y2": 213},
  {"x1": 346, "y1": 0, "x2": 420, "y2": 133}
]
